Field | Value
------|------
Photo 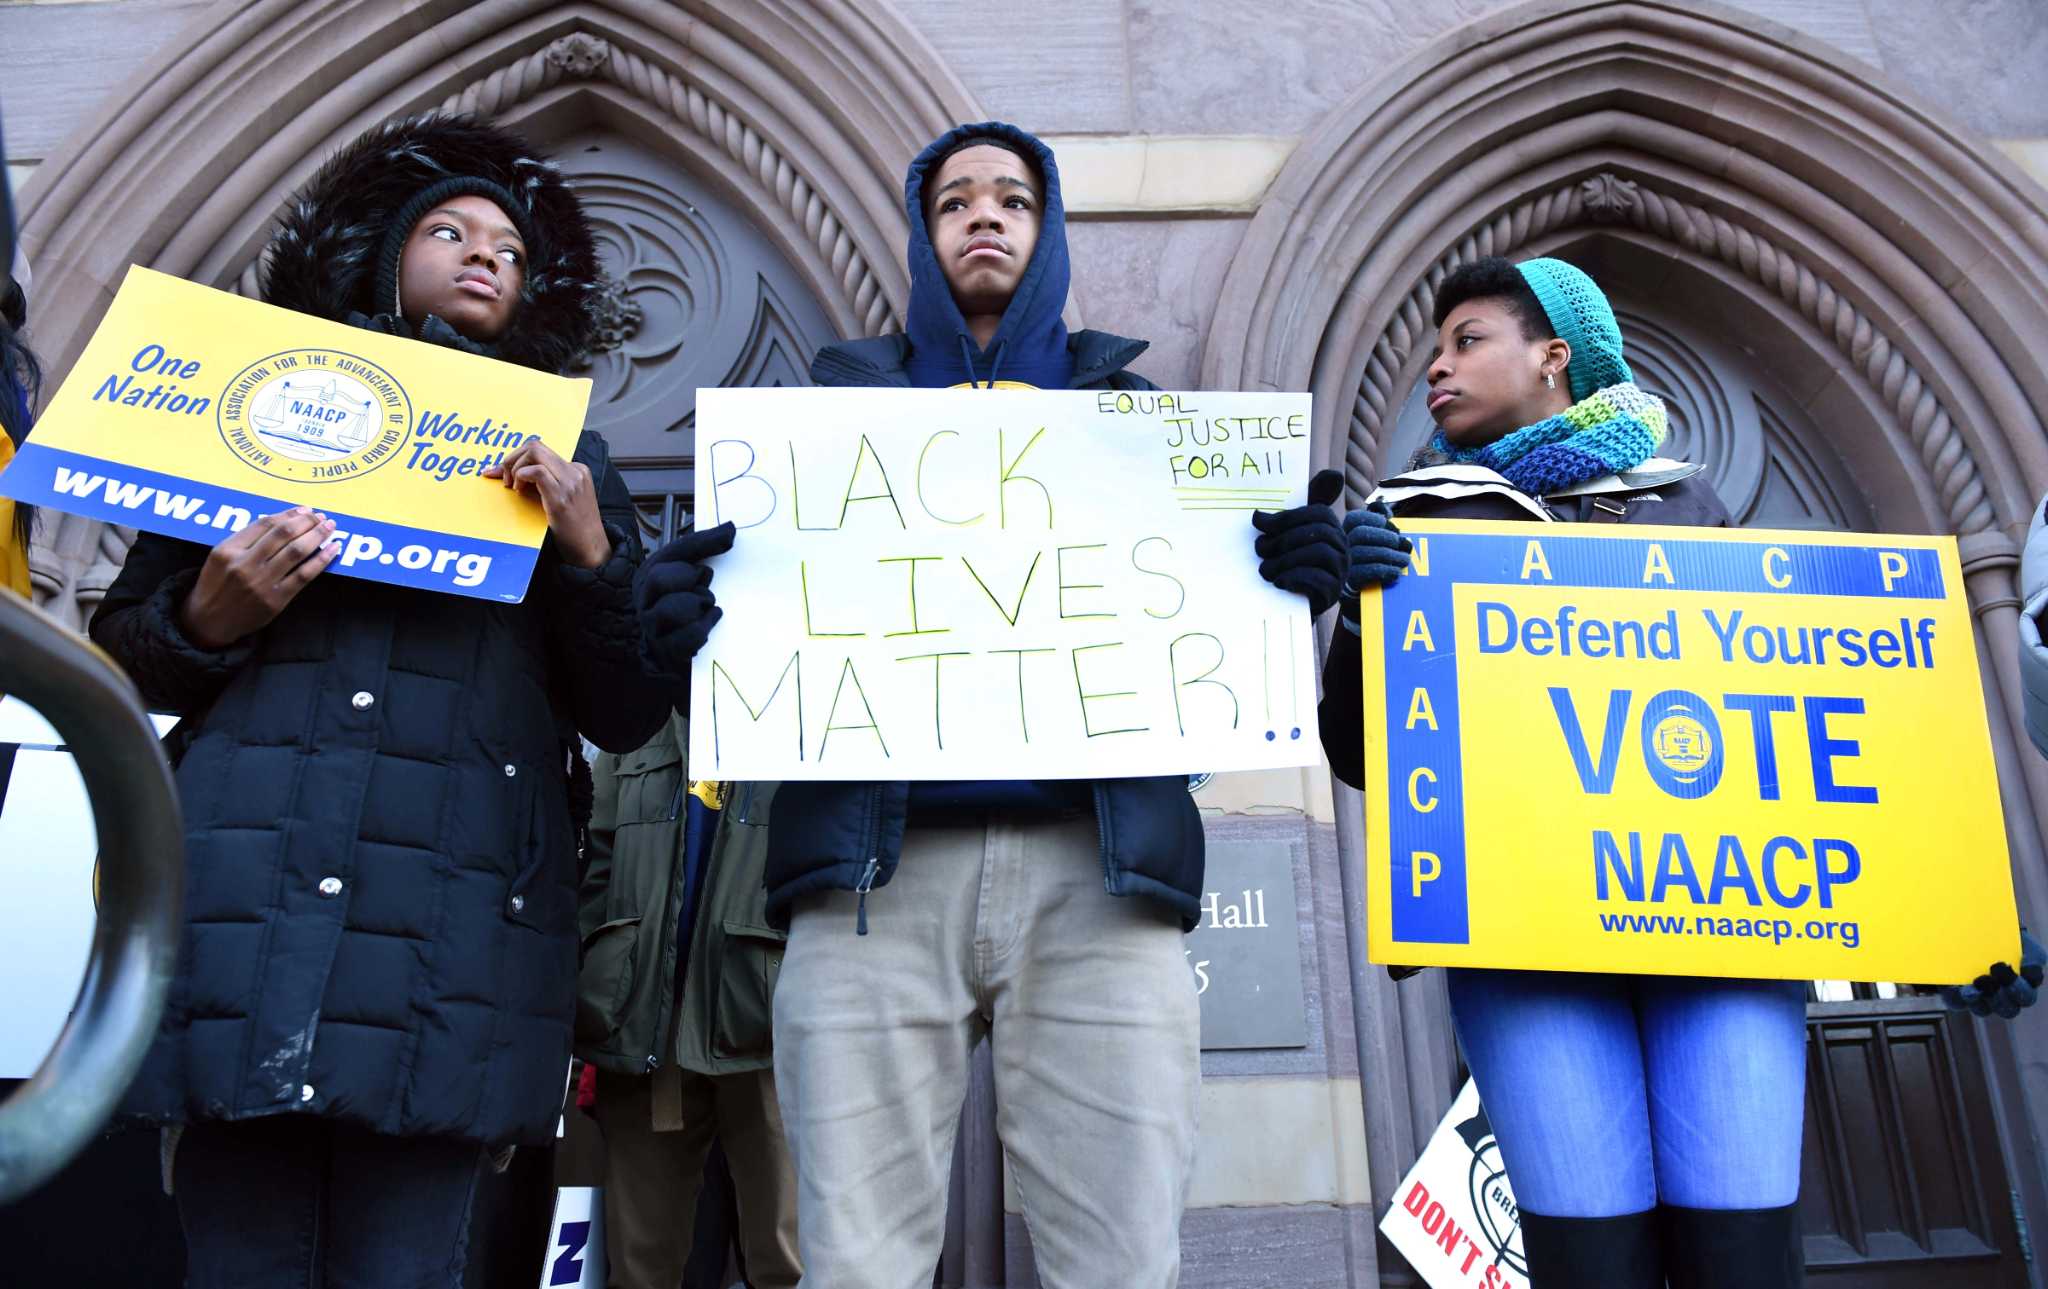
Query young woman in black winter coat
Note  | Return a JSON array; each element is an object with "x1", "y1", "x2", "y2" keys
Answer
[{"x1": 89, "y1": 113, "x2": 667, "y2": 1287}]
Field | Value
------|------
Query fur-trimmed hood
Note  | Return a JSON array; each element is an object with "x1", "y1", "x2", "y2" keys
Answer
[{"x1": 261, "y1": 113, "x2": 597, "y2": 373}]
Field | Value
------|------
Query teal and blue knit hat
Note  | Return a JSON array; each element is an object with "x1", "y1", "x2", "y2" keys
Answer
[{"x1": 1516, "y1": 257, "x2": 1629, "y2": 402}]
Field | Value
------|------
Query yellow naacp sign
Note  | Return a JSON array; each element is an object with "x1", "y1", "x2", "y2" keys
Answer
[
  {"x1": 0, "y1": 266, "x2": 591, "y2": 601},
  {"x1": 1357, "y1": 520, "x2": 2018, "y2": 982}
]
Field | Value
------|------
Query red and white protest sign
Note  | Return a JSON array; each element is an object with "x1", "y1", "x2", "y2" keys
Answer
[{"x1": 1381, "y1": 1080, "x2": 1527, "y2": 1289}]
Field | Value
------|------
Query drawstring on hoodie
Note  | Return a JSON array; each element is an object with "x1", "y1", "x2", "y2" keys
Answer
[
  {"x1": 956, "y1": 335, "x2": 977, "y2": 388},
  {"x1": 954, "y1": 335, "x2": 1013, "y2": 389}
]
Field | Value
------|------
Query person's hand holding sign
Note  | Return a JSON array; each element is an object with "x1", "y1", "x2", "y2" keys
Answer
[
  {"x1": 1337, "y1": 502, "x2": 1412, "y2": 634},
  {"x1": 635, "y1": 522, "x2": 737, "y2": 704},
  {"x1": 179, "y1": 506, "x2": 337, "y2": 649},
  {"x1": 1253, "y1": 469, "x2": 1348, "y2": 617},
  {"x1": 485, "y1": 438, "x2": 610, "y2": 569},
  {"x1": 1943, "y1": 928, "x2": 2045, "y2": 1019}
]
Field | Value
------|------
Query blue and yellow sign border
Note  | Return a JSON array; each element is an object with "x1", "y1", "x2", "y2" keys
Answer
[
  {"x1": 1358, "y1": 519, "x2": 2018, "y2": 982},
  {"x1": 0, "y1": 266, "x2": 592, "y2": 603}
]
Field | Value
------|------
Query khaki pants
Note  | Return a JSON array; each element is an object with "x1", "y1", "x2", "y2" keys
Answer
[
  {"x1": 592, "y1": 1066, "x2": 801, "y2": 1289},
  {"x1": 772, "y1": 814, "x2": 1201, "y2": 1289}
]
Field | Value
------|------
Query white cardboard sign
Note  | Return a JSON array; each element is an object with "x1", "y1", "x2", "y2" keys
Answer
[
  {"x1": 1380, "y1": 1079, "x2": 1528, "y2": 1289},
  {"x1": 539, "y1": 1186, "x2": 606, "y2": 1287},
  {"x1": 688, "y1": 387, "x2": 1321, "y2": 781}
]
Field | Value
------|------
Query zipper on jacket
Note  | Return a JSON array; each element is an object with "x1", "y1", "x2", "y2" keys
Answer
[
  {"x1": 851, "y1": 784, "x2": 886, "y2": 935},
  {"x1": 1092, "y1": 783, "x2": 1114, "y2": 894},
  {"x1": 854, "y1": 859, "x2": 880, "y2": 936}
]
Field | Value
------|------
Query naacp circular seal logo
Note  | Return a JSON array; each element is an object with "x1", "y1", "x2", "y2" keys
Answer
[
  {"x1": 217, "y1": 349, "x2": 411, "y2": 484},
  {"x1": 1640, "y1": 691, "x2": 1723, "y2": 797},
  {"x1": 1652, "y1": 711, "x2": 1714, "y2": 773}
]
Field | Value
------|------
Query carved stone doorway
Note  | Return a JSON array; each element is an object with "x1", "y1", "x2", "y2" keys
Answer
[
  {"x1": 1202, "y1": 2, "x2": 2048, "y2": 1269},
  {"x1": 545, "y1": 126, "x2": 840, "y2": 548}
]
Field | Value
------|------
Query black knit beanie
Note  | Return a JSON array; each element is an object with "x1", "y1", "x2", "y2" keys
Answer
[{"x1": 372, "y1": 175, "x2": 536, "y2": 320}]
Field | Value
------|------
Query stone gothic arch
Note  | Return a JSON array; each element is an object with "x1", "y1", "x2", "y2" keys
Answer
[
  {"x1": 1200, "y1": 0, "x2": 2048, "y2": 1252},
  {"x1": 1203, "y1": 0, "x2": 2048, "y2": 544},
  {"x1": 17, "y1": 0, "x2": 992, "y2": 623}
]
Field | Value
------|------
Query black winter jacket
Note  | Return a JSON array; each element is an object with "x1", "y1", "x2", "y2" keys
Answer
[
  {"x1": 95, "y1": 445, "x2": 661, "y2": 1147},
  {"x1": 88, "y1": 114, "x2": 669, "y2": 1148},
  {"x1": 765, "y1": 329, "x2": 1210, "y2": 931}
]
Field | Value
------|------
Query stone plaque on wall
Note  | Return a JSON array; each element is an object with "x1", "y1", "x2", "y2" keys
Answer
[{"x1": 1187, "y1": 840, "x2": 1309, "y2": 1050}]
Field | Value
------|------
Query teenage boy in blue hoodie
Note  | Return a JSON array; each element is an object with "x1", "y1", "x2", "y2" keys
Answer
[{"x1": 636, "y1": 123, "x2": 1345, "y2": 1287}]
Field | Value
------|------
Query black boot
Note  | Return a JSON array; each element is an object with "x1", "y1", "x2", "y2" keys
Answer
[
  {"x1": 1519, "y1": 1208, "x2": 1664, "y2": 1288},
  {"x1": 1661, "y1": 1203, "x2": 1803, "y2": 1289}
]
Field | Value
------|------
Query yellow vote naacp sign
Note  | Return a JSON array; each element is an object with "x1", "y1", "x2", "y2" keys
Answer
[
  {"x1": 1358, "y1": 520, "x2": 2019, "y2": 982},
  {"x1": 0, "y1": 266, "x2": 590, "y2": 601}
]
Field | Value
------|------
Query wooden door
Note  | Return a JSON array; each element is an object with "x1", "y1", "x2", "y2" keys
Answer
[{"x1": 1804, "y1": 988, "x2": 2029, "y2": 1285}]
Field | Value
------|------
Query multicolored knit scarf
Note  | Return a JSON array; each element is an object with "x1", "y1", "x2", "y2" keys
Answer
[{"x1": 1423, "y1": 381, "x2": 1667, "y2": 496}]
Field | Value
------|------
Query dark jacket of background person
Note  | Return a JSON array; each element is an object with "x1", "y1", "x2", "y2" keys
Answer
[
  {"x1": 88, "y1": 116, "x2": 669, "y2": 1149},
  {"x1": 763, "y1": 126, "x2": 1205, "y2": 931},
  {"x1": 576, "y1": 713, "x2": 784, "y2": 1076},
  {"x1": 1319, "y1": 463, "x2": 1730, "y2": 790}
]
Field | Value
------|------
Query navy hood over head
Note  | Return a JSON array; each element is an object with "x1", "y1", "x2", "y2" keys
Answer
[{"x1": 902, "y1": 121, "x2": 1073, "y2": 390}]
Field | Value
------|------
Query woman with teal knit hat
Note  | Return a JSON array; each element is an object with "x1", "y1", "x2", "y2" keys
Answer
[
  {"x1": 1319, "y1": 255, "x2": 1807, "y2": 1288},
  {"x1": 1322, "y1": 255, "x2": 2038, "y2": 1285},
  {"x1": 1399, "y1": 256, "x2": 1691, "y2": 504}
]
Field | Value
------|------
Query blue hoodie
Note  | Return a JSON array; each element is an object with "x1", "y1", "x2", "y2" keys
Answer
[
  {"x1": 899, "y1": 122, "x2": 1081, "y2": 813},
  {"x1": 901, "y1": 121, "x2": 1075, "y2": 392},
  {"x1": 773, "y1": 134, "x2": 1206, "y2": 930}
]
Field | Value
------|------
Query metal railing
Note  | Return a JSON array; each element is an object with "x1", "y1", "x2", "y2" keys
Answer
[{"x1": 0, "y1": 591, "x2": 181, "y2": 1205}]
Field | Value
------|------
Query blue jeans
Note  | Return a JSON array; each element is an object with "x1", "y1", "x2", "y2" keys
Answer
[
  {"x1": 1446, "y1": 969, "x2": 1808, "y2": 1218},
  {"x1": 174, "y1": 1115, "x2": 487, "y2": 1288}
]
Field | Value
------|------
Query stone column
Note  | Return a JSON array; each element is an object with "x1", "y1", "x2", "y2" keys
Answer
[
  {"x1": 1958, "y1": 529, "x2": 2048, "y2": 1236},
  {"x1": 1959, "y1": 530, "x2": 2048, "y2": 935},
  {"x1": 1332, "y1": 781, "x2": 1457, "y2": 1287}
]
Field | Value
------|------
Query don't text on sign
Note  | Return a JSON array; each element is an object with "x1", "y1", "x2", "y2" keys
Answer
[
  {"x1": 687, "y1": 387, "x2": 1321, "y2": 781},
  {"x1": 1358, "y1": 521, "x2": 2017, "y2": 982},
  {"x1": 0, "y1": 266, "x2": 592, "y2": 601},
  {"x1": 1381, "y1": 1079, "x2": 1526, "y2": 1289}
]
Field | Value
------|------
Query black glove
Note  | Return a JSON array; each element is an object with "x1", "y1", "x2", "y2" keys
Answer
[
  {"x1": 1338, "y1": 502, "x2": 1413, "y2": 629},
  {"x1": 1943, "y1": 928, "x2": 2045, "y2": 1019},
  {"x1": 1253, "y1": 469, "x2": 1346, "y2": 618},
  {"x1": 636, "y1": 522, "x2": 737, "y2": 684}
]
